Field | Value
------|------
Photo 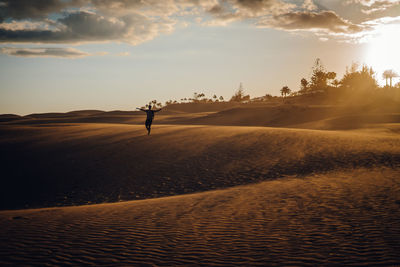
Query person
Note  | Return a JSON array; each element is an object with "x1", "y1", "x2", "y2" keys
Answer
[{"x1": 137, "y1": 105, "x2": 162, "y2": 135}]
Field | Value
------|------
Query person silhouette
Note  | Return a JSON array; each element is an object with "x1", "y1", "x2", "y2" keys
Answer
[{"x1": 137, "y1": 105, "x2": 162, "y2": 135}]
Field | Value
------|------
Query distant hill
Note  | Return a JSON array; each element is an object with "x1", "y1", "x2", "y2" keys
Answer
[
  {"x1": 1, "y1": 97, "x2": 400, "y2": 130},
  {"x1": 0, "y1": 114, "x2": 21, "y2": 123}
]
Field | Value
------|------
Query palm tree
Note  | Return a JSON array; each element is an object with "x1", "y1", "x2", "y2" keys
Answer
[
  {"x1": 383, "y1": 69, "x2": 399, "y2": 87},
  {"x1": 383, "y1": 70, "x2": 390, "y2": 86},
  {"x1": 300, "y1": 78, "x2": 308, "y2": 93},
  {"x1": 280, "y1": 86, "x2": 291, "y2": 98}
]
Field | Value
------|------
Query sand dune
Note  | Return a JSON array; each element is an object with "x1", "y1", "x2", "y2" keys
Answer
[
  {"x1": 1, "y1": 123, "x2": 399, "y2": 210},
  {"x1": 0, "y1": 114, "x2": 21, "y2": 123},
  {"x1": 3, "y1": 100, "x2": 400, "y2": 130},
  {"x1": 1, "y1": 168, "x2": 400, "y2": 265},
  {"x1": 169, "y1": 104, "x2": 400, "y2": 130},
  {"x1": 1, "y1": 121, "x2": 400, "y2": 265}
]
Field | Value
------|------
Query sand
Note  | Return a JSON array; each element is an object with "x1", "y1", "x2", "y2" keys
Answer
[
  {"x1": 1, "y1": 124, "x2": 399, "y2": 209},
  {"x1": 1, "y1": 168, "x2": 400, "y2": 265},
  {"x1": 4, "y1": 102, "x2": 400, "y2": 130},
  {"x1": 1, "y1": 121, "x2": 400, "y2": 265}
]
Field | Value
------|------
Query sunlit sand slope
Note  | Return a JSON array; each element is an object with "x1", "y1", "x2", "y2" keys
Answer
[
  {"x1": 1, "y1": 123, "x2": 400, "y2": 209},
  {"x1": 1, "y1": 168, "x2": 399, "y2": 265}
]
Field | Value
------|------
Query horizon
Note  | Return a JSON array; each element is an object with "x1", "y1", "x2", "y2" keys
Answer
[
  {"x1": 1, "y1": 0, "x2": 400, "y2": 115},
  {"x1": 1, "y1": 2, "x2": 400, "y2": 264}
]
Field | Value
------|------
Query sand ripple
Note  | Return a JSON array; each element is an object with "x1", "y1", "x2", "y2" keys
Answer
[{"x1": 1, "y1": 168, "x2": 400, "y2": 266}]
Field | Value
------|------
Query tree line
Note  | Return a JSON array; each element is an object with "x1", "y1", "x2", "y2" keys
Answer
[
  {"x1": 142, "y1": 58, "x2": 399, "y2": 108},
  {"x1": 283, "y1": 58, "x2": 399, "y2": 100}
]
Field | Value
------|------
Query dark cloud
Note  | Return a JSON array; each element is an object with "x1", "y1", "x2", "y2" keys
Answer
[
  {"x1": 0, "y1": 0, "x2": 83, "y2": 21},
  {"x1": 58, "y1": 11, "x2": 127, "y2": 41},
  {"x1": 204, "y1": 3, "x2": 241, "y2": 24},
  {"x1": 0, "y1": 46, "x2": 91, "y2": 57},
  {"x1": 235, "y1": 0, "x2": 278, "y2": 11},
  {"x1": 0, "y1": 11, "x2": 172, "y2": 44},
  {"x1": 0, "y1": 0, "x2": 189, "y2": 23},
  {"x1": 208, "y1": 4, "x2": 224, "y2": 14},
  {"x1": 258, "y1": 10, "x2": 365, "y2": 33}
]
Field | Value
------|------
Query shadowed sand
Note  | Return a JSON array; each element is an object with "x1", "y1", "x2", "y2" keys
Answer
[
  {"x1": 1, "y1": 168, "x2": 400, "y2": 265},
  {"x1": 1, "y1": 124, "x2": 400, "y2": 209},
  {"x1": 1, "y1": 123, "x2": 400, "y2": 265}
]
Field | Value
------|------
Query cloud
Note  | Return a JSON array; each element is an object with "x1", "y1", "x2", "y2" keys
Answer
[
  {"x1": 0, "y1": 20, "x2": 54, "y2": 31},
  {"x1": 0, "y1": 0, "x2": 182, "y2": 45},
  {"x1": 302, "y1": 0, "x2": 317, "y2": 11},
  {"x1": 233, "y1": 0, "x2": 295, "y2": 15},
  {"x1": 0, "y1": 0, "x2": 84, "y2": 21},
  {"x1": 200, "y1": 0, "x2": 301, "y2": 27},
  {"x1": 203, "y1": 0, "x2": 296, "y2": 25},
  {"x1": 0, "y1": 47, "x2": 93, "y2": 58},
  {"x1": 356, "y1": 16, "x2": 400, "y2": 41},
  {"x1": 298, "y1": 15, "x2": 400, "y2": 44},
  {"x1": 202, "y1": 3, "x2": 240, "y2": 26},
  {"x1": 257, "y1": 10, "x2": 365, "y2": 33},
  {"x1": 347, "y1": 0, "x2": 399, "y2": 7},
  {"x1": 90, "y1": 0, "x2": 216, "y2": 17},
  {"x1": 0, "y1": 0, "x2": 397, "y2": 46},
  {"x1": 0, "y1": 11, "x2": 175, "y2": 45},
  {"x1": 345, "y1": 0, "x2": 400, "y2": 14},
  {"x1": 0, "y1": 0, "x2": 218, "y2": 20}
]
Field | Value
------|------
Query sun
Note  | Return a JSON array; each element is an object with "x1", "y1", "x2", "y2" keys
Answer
[{"x1": 365, "y1": 23, "x2": 400, "y2": 86}]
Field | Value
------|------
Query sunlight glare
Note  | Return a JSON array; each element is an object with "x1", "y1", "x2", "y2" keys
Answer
[{"x1": 365, "y1": 23, "x2": 400, "y2": 85}]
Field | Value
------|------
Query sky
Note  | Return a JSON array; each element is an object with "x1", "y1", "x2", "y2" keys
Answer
[{"x1": 0, "y1": 0, "x2": 399, "y2": 115}]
